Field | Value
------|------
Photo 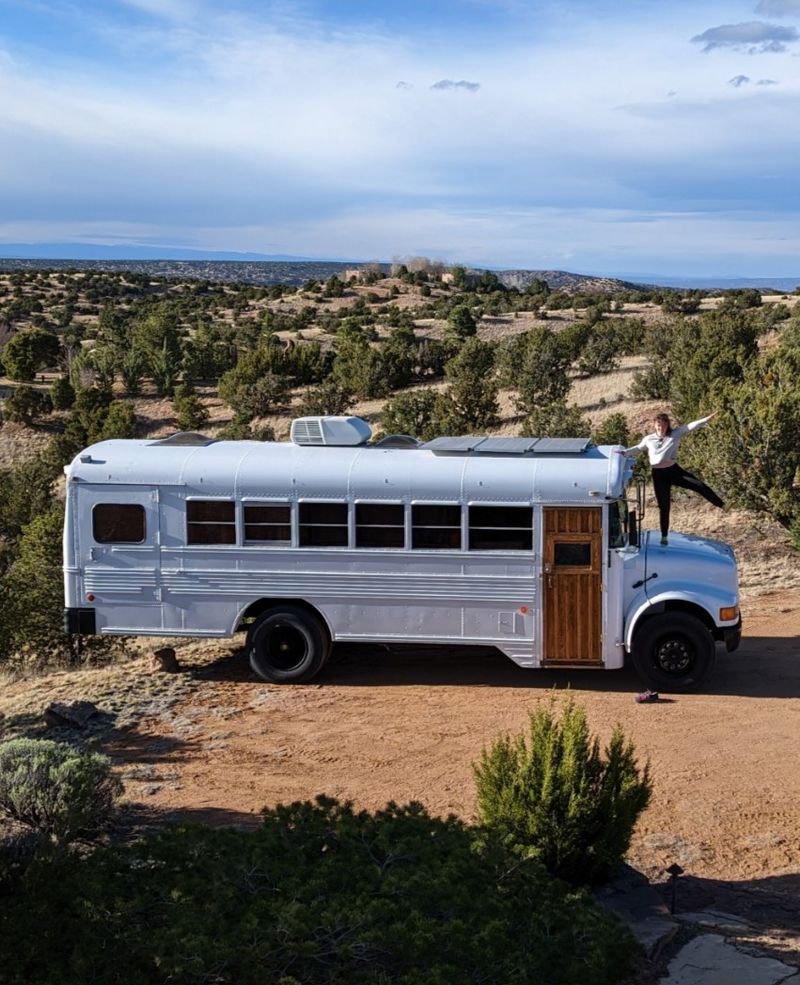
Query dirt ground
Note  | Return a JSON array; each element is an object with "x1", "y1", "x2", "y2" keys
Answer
[
  {"x1": 107, "y1": 586, "x2": 798, "y2": 886},
  {"x1": 3, "y1": 566, "x2": 797, "y2": 895}
]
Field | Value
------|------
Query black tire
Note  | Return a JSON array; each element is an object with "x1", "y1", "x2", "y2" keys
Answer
[
  {"x1": 248, "y1": 606, "x2": 330, "y2": 684},
  {"x1": 631, "y1": 612, "x2": 716, "y2": 692}
]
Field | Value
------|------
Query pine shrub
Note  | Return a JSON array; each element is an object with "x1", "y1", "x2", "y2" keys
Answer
[
  {"x1": 0, "y1": 797, "x2": 636, "y2": 984},
  {"x1": 474, "y1": 698, "x2": 652, "y2": 884},
  {"x1": 0, "y1": 739, "x2": 122, "y2": 844}
]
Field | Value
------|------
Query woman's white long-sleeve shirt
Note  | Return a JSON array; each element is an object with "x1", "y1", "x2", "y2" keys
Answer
[{"x1": 624, "y1": 416, "x2": 712, "y2": 467}]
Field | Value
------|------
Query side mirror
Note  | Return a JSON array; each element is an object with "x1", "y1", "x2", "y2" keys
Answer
[{"x1": 627, "y1": 509, "x2": 639, "y2": 548}]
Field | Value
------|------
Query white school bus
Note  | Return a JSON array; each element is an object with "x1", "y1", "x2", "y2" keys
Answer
[{"x1": 63, "y1": 416, "x2": 741, "y2": 691}]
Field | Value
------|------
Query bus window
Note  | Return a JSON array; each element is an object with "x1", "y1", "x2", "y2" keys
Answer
[
  {"x1": 244, "y1": 504, "x2": 291, "y2": 544},
  {"x1": 412, "y1": 504, "x2": 461, "y2": 550},
  {"x1": 468, "y1": 506, "x2": 533, "y2": 551},
  {"x1": 187, "y1": 500, "x2": 236, "y2": 545},
  {"x1": 356, "y1": 503, "x2": 405, "y2": 548},
  {"x1": 299, "y1": 502, "x2": 348, "y2": 547},
  {"x1": 93, "y1": 503, "x2": 145, "y2": 544}
]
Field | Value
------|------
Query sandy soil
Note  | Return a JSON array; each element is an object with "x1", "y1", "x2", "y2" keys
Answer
[{"x1": 104, "y1": 586, "x2": 798, "y2": 886}]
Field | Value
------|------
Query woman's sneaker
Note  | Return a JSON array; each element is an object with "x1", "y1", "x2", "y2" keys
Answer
[{"x1": 660, "y1": 536, "x2": 668, "y2": 546}]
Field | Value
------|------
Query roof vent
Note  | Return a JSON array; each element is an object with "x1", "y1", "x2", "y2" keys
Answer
[
  {"x1": 291, "y1": 416, "x2": 372, "y2": 447},
  {"x1": 148, "y1": 432, "x2": 215, "y2": 447}
]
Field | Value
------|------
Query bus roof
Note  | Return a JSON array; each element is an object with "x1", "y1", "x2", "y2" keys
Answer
[{"x1": 65, "y1": 436, "x2": 633, "y2": 504}]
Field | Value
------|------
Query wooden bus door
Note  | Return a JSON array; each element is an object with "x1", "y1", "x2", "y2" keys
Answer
[{"x1": 542, "y1": 507, "x2": 602, "y2": 665}]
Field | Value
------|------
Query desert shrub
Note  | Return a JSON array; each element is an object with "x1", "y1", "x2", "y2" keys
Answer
[
  {"x1": 629, "y1": 363, "x2": 671, "y2": 401},
  {"x1": 0, "y1": 455, "x2": 59, "y2": 543},
  {"x1": 49, "y1": 376, "x2": 75, "y2": 411},
  {"x1": 686, "y1": 349, "x2": 800, "y2": 546},
  {"x1": 93, "y1": 400, "x2": 137, "y2": 441},
  {"x1": 0, "y1": 797, "x2": 635, "y2": 985},
  {"x1": 0, "y1": 827, "x2": 46, "y2": 889},
  {"x1": 474, "y1": 699, "x2": 652, "y2": 885},
  {"x1": 381, "y1": 389, "x2": 441, "y2": 440},
  {"x1": 172, "y1": 383, "x2": 210, "y2": 432},
  {"x1": 3, "y1": 385, "x2": 52, "y2": 425},
  {"x1": 299, "y1": 379, "x2": 353, "y2": 416},
  {"x1": 500, "y1": 326, "x2": 571, "y2": 414},
  {"x1": 445, "y1": 303, "x2": 477, "y2": 342},
  {"x1": 2, "y1": 328, "x2": 60, "y2": 381},
  {"x1": 593, "y1": 412, "x2": 632, "y2": 447},
  {"x1": 0, "y1": 504, "x2": 79, "y2": 664},
  {"x1": 0, "y1": 739, "x2": 122, "y2": 844},
  {"x1": 436, "y1": 338, "x2": 499, "y2": 434},
  {"x1": 333, "y1": 335, "x2": 392, "y2": 400},
  {"x1": 521, "y1": 400, "x2": 591, "y2": 439}
]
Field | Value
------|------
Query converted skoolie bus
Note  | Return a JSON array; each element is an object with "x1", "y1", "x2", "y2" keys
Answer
[{"x1": 63, "y1": 416, "x2": 741, "y2": 691}]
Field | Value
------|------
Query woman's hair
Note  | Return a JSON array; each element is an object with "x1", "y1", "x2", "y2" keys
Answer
[{"x1": 654, "y1": 412, "x2": 672, "y2": 435}]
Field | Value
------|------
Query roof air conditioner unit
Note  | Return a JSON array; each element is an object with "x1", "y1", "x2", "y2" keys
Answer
[{"x1": 290, "y1": 416, "x2": 372, "y2": 447}]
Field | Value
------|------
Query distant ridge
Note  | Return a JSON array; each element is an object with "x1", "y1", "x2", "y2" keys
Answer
[
  {"x1": 0, "y1": 242, "x2": 326, "y2": 262},
  {"x1": 494, "y1": 269, "x2": 643, "y2": 293},
  {"x1": 0, "y1": 250, "x2": 796, "y2": 292},
  {"x1": 0, "y1": 257, "x2": 356, "y2": 286}
]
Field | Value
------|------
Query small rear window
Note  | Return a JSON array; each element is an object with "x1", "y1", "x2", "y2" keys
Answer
[{"x1": 93, "y1": 504, "x2": 146, "y2": 544}]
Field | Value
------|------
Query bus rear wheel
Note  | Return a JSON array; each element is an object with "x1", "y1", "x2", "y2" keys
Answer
[
  {"x1": 631, "y1": 612, "x2": 716, "y2": 692},
  {"x1": 248, "y1": 606, "x2": 329, "y2": 684}
]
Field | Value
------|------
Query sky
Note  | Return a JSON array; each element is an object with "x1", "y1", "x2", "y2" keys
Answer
[{"x1": 1, "y1": 0, "x2": 799, "y2": 277}]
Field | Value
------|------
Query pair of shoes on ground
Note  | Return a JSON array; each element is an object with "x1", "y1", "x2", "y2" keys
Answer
[{"x1": 635, "y1": 690, "x2": 660, "y2": 703}]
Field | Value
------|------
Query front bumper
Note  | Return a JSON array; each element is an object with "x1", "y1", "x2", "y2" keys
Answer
[{"x1": 721, "y1": 617, "x2": 742, "y2": 653}]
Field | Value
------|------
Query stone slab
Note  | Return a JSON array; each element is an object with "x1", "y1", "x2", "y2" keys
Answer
[{"x1": 659, "y1": 933, "x2": 800, "y2": 985}]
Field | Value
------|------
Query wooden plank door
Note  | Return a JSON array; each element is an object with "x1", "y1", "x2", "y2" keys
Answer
[{"x1": 542, "y1": 507, "x2": 602, "y2": 665}]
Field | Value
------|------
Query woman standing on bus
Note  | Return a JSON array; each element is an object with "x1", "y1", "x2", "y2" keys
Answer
[{"x1": 621, "y1": 412, "x2": 724, "y2": 545}]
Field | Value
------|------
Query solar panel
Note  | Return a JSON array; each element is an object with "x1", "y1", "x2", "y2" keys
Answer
[
  {"x1": 423, "y1": 436, "x2": 485, "y2": 453},
  {"x1": 421, "y1": 435, "x2": 592, "y2": 456},
  {"x1": 474, "y1": 437, "x2": 540, "y2": 454},
  {"x1": 531, "y1": 437, "x2": 592, "y2": 454}
]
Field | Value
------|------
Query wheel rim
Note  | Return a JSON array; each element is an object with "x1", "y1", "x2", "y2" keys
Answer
[
  {"x1": 265, "y1": 622, "x2": 309, "y2": 671},
  {"x1": 654, "y1": 635, "x2": 695, "y2": 676}
]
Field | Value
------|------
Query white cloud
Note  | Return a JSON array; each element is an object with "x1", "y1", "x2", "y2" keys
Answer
[
  {"x1": 754, "y1": 0, "x2": 800, "y2": 16},
  {"x1": 430, "y1": 79, "x2": 481, "y2": 91},
  {"x1": 690, "y1": 21, "x2": 799, "y2": 53}
]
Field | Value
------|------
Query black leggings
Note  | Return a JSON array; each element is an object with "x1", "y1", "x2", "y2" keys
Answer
[{"x1": 651, "y1": 464, "x2": 724, "y2": 538}]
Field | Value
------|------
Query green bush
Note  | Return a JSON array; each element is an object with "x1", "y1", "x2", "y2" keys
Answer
[
  {"x1": 3, "y1": 385, "x2": 52, "y2": 425},
  {"x1": 521, "y1": 400, "x2": 591, "y2": 439},
  {"x1": 49, "y1": 376, "x2": 75, "y2": 411},
  {"x1": 0, "y1": 739, "x2": 122, "y2": 844},
  {"x1": 1, "y1": 797, "x2": 636, "y2": 984},
  {"x1": 474, "y1": 698, "x2": 652, "y2": 885}
]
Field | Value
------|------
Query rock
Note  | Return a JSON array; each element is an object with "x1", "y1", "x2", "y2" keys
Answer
[
  {"x1": 149, "y1": 647, "x2": 179, "y2": 673},
  {"x1": 594, "y1": 864, "x2": 679, "y2": 959},
  {"x1": 44, "y1": 700, "x2": 99, "y2": 728}
]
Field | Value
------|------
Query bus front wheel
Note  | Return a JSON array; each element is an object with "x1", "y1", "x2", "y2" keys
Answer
[
  {"x1": 248, "y1": 606, "x2": 330, "y2": 684},
  {"x1": 631, "y1": 612, "x2": 716, "y2": 692}
]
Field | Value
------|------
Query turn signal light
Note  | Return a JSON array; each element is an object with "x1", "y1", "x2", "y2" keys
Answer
[{"x1": 719, "y1": 606, "x2": 738, "y2": 621}]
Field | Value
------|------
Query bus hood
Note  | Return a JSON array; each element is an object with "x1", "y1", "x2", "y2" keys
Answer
[{"x1": 643, "y1": 530, "x2": 739, "y2": 609}]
